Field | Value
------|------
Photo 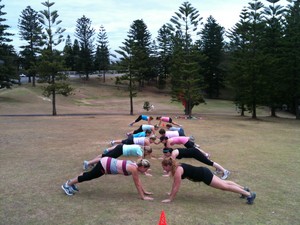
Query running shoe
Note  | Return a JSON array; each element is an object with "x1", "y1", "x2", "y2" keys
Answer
[
  {"x1": 83, "y1": 160, "x2": 89, "y2": 170},
  {"x1": 214, "y1": 168, "x2": 223, "y2": 175},
  {"x1": 247, "y1": 192, "x2": 256, "y2": 204},
  {"x1": 221, "y1": 170, "x2": 230, "y2": 180},
  {"x1": 68, "y1": 180, "x2": 79, "y2": 192},
  {"x1": 240, "y1": 187, "x2": 250, "y2": 199},
  {"x1": 189, "y1": 136, "x2": 195, "y2": 142},
  {"x1": 61, "y1": 182, "x2": 74, "y2": 196}
]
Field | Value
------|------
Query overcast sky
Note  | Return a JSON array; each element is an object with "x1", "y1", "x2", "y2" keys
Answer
[{"x1": 2, "y1": 0, "x2": 287, "y2": 54}]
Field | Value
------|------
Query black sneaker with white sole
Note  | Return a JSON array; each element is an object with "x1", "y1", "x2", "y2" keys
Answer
[{"x1": 61, "y1": 182, "x2": 74, "y2": 196}]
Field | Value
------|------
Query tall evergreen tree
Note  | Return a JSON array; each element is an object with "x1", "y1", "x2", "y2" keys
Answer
[
  {"x1": 38, "y1": 0, "x2": 72, "y2": 116},
  {"x1": 128, "y1": 19, "x2": 152, "y2": 87},
  {"x1": 0, "y1": 0, "x2": 12, "y2": 44},
  {"x1": 75, "y1": 15, "x2": 95, "y2": 80},
  {"x1": 156, "y1": 24, "x2": 173, "y2": 88},
  {"x1": 115, "y1": 19, "x2": 153, "y2": 114},
  {"x1": 115, "y1": 36, "x2": 137, "y2": 115},
  {"x1": 72, "y1": 39, "x2": 81, "y2": 72},
  {"x1": 283, "y1": 0, "x2": 300, "y2": 119},
  {"x1": 148, "y1": 39, "x2": 160, "y2": 85},
  {"x1": 63, "y1": 35, "x2": 74, "y2": 70},
  {"x1": 18, "y1": 5, "x2": 43, "y2": 86},
  {"x1": 262, "y1": 0, "x2": 286, "y2": 117},
  {"x1": 228, "y1": 0, "x2": 266, "y2": 119},
  {"x1": 167, "y1": 1, "x2": 205, "y2": 117},
  {"x1": 200, "y1": 16, "x2": 225, "y2": 98},
  {"x1": 227, "y1": 8, "x2": 251, "y2": 116},
  {"x1": 0, "y1": 0, "x2": 17, "y2": 89},
  {"x1": 95, "y1": 25, "x2": 110, "y2": 82}
]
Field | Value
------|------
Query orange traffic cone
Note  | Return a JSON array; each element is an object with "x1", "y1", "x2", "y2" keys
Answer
[{"x1": 158, "y1": 210, "x2": 167, "y2": 225}]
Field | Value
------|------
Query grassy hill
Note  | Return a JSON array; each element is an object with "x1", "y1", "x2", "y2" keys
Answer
[{"x1": 1, "y1": 75, "x2": 291, "y2": 118}]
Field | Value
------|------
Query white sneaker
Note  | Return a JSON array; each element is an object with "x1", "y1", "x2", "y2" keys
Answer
[
  {"x1": 189, "y1": 136, "x2": 195, "y2": 142},
  {"x1": 214, "y1": 168, "x2": 222, "y2": 175},
  {"x1": 221, "y1": 170, "x2": 230, "y2": 180},
  {"x1": 83, "y1": 160, "x2": 89, "y2": 170}
]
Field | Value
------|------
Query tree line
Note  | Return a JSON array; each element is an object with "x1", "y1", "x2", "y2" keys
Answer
[{"x1": 0, "y1": 0, "x2": 299, "y2": 119}]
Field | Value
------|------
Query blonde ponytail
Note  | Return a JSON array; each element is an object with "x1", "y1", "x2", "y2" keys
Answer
[
  {"x1": 161, "y1": 157, "x2": 178, "y2": 176},
  {"x1": 137, "y1": 159, "x2": 151, "y2": 168}
]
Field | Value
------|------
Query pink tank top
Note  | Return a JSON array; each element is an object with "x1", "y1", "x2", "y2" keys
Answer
[
  {"x1": 161, "y1": 117, "x2": 170, "y2": 122},
  {"x1": 170, "y1": 136, "x2": 189, "y2": 145}
]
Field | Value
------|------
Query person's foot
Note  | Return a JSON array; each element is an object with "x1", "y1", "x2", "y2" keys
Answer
[
  {"x1": 221, "y1": 170, "x2": 230, "y2": 180},
  {"x1": 247, "y1": 192, "x2": 256, "y2": 204},
  {"x1": 83, "y1": 160, "x2": 89, "y2": 170},
  {"x1": 240, "y1": 187, "x2": 250, "y2": 199},
  {"x1": 110, "y1": 140, "x2": 115, "y2": 146},
  {"x1": 61, "y1": 181, "x2": 74, "y2": 196},
  {"x1": 213, "y1": 168, "x2": 222, "y2": 175},
  {"x1": 68, "y1": 180, "x2": 79, "y2": 192}
]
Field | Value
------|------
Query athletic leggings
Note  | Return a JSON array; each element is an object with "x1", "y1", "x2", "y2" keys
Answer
[
  {"x1": 134, "y1": 115, "x2": 147, "y2": 122},
  {"x1": 178, "y1": 128, "x2": 185, "y2": 136},
  {"x1": 121, "y1": 136, "x2": 134, "y2": 144},
  {"x1": 102, "y1": 145, "x2": 123, "y2": 158},
  {"x1": 177, "y1": 148, "x2": 214, "y2": 166},
  {"x1": 133, "y1": 125, "x2": 143, "y2": 134},
  {"x1": 78, "y1": 161, "x2": 105, "y2": 183},
  {"x1": 184, "y1": 140, "x2": 195, "y2": 148}
]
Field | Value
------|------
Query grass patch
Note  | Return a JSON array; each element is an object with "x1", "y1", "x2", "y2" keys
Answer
[{"x1": 1, "y1": 77, "x2": 299, "y2": 225}]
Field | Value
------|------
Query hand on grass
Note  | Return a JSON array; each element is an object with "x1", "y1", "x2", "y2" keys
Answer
[
  {"x1": 144, "y1": 172, "x2": 153, "y2": 177},
  {"x1": 162, "y1": 199, "x2": 172, "y2": 203},
  {"x1": 143, "y1": 196, "x2": 154, "y2": 201}
]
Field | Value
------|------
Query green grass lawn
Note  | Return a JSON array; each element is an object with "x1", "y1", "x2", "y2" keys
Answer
[{"x1": 1, "y1": 79, "x2": 299, "y2": 225}]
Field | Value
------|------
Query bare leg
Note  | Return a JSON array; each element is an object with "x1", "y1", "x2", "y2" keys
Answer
[
  {"x1": 110, "y1": 139, "x2": 122, "y2": 145},
  {"x1": 212, "y1": 162, "x2": 226, "y2": 173},
  {"x1": 126, "y1": 131, "x2": 133, "y2": 136},
  {"x1": 106, "y1": 146, "x2": 116, "y2": 152},
  {"x1": 209, "y1": 175, "x2": 251, "y2": 197},
  {"x1": 172, "y1": 121, "x2": 182, "y2": 127},
  {"x1": 67, "y1": 176, "x2": 80, "y2": 186},
  {"x1": 87, "y1": 157, "x2": 101, "y2": 167}
]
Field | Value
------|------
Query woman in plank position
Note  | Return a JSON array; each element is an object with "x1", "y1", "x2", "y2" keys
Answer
[{"x1": 62, "y1": 157, "x2": 154, "y2": 201}]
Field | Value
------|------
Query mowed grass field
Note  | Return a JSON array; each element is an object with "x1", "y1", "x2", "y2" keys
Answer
[{"x1": 1, "y1": 77, "x2": 300, "y2": 225}]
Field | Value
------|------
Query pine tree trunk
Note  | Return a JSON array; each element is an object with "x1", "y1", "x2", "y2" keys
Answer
[{"x1": 270, "y1": 107, "x2": 276, "y2": 117}]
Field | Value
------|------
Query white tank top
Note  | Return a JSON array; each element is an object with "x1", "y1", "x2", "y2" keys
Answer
[{"x1": 133, "y1": 137, "x2": 146, "y2": 146}]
